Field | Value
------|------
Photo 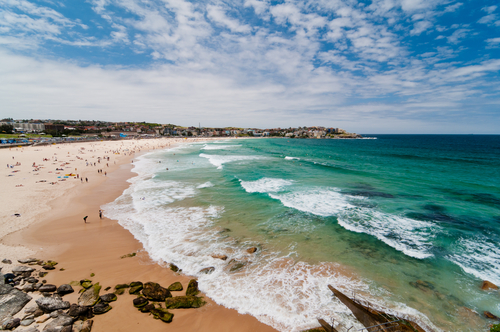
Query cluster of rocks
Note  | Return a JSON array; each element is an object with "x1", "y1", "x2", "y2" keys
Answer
[
  {"x1": 118, "y1": 279, "x2": 205, "y2": 323},
  {"x1": 195, "y1": 246, "x2": 259, "y2": 276}
]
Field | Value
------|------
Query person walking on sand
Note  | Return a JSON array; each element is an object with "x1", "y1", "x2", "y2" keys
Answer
[
  {"x1": 99, "y1": 210, "x2": 102, "y2": 219},
  {"x1": 83, "y1": 216, "x2": 88, "y2": 223},
  {"x1": 86, "y1": 177, "x2": 88, "y2": 182}
]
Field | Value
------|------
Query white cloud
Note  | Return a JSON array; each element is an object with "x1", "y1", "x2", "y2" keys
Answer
[
  {"x1": 207, "y1": 5, "x2": 251, "y2": 33},
  {"x1": 482, "y1": 5, "x2": 497, "y2": 14},
  {"x1": 447, "y1": 28, "x2": 469, "y2": 44},
  {"x1": 478, "y1": 14, "x2": 497, "y2": 24},
  {"x1": 410, "y1": 20, "x2": 432, "y2": 35}
]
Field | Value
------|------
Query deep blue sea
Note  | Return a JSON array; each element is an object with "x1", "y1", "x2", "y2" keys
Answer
[{"x1": 104, "y1": 135, "x2": 500, "y2": 331}]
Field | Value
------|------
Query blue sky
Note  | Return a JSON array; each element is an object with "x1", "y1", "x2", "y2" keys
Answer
[{"x1": 0, "y1": 0, "x2": 499, "y2": 133}]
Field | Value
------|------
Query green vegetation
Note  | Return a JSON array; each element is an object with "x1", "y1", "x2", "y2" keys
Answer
[
  {"x1": 0, "y1": 124, "x2": 14, "y2": 134},
  {"x1": 0, "y1": 133, "x2": 52, "y2": 138},
  {"x1": 491, "y1": 324, "x2": 500, "y2": 332}
]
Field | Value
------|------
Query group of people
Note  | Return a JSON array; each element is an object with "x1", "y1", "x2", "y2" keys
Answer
[{"x1": 83, "y1": 209, "x2": 103, "y2": 223}]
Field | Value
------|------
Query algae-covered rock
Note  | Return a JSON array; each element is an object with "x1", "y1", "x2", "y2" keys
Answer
[
  {"x1": 167, "y1": 282, "x2": 183, "y2": 292},
  {"x1": 150, "y1": 307, "x2": 174, "y2": 323},
  {"x1": 80, "y1": 279, "x2": 92, "y2": 289},
  {"x1": 164, "y1": 296, "x2": 206, "y2": 309},
  {"x1": 100, "y1": 293, "x2": 117, "y2": 302},
  {"x1": 78, "y1": 283, "x2": 101, "y2": 306},
  {"x1": 140, "y1": 303, "x2": 155, "y2": 313},
  {"x1": 133, "y1": 297, "x2": 149, "y2": 308},
  {"x1": 114, "y1": 283, "x2": 129, "y2": 295},
  {"x1": 93, "y1": 302, "x2": 112, "y2": 315},
  {"x1": 129, "y1": 281, "x2": 143, "y2": 294},
  {"x1": 142, "y1": 282, "x2": 171, "y2": 301},
  {"x1": 185, "y1": 279, "x2": 199, "y2": 297},
  {"x1": 170, "y1": 264, "x2": 179, "y2": 272}
]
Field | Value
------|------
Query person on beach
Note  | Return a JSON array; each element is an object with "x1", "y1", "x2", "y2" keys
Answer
[
  {"x1": 99, "y1": 210, "x2": 102, "y2": 219},
  {"x1": 86, "y1": 177, "x2": 88, "y2": 182},
  {"x1": 83, "y1": 216, "x2": 88, "y2": 223}
]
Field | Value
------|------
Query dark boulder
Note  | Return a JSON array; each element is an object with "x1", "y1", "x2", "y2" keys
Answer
[
  {"x1": 165, "y1": 296, "x2": 206, "y2": 309},
  {"x1": 93, "y1": 302, "x2": 112, "y2": 315},
  {"x1": 185, "y1": 279, "x2": 199, "y2": 297},
  {"x1": 100, "y1": 293, "x2": 117, "y2": 302},
  {"x1": 39, "y1": 284, "x2": 57, "y2": 293},
  {"x1": 139, "y1": 303, "x2": 155, "y2": 313},
  {"x1": 1, "y1": 317, "x2": 20, "y2": 330},
  {"x1": 2, "y1": 259, "x2": 12, "y2": 264},
  {"x1": 114, "y1": 284, "x2": 129, "y2": 295},
  {"x1": 167, "y1": 282, "x2": 183, "y2": 292},
  {"x1": 12, "y1": 266, "x2": 35, "y2": 275},
  {"x1": 129, "y1": 281, "x2": 143, "y2": 294},
  {"x1": 56, "y1": 284, "x2": 74, "y2": 296},
  {"x1": 170, "y1": 264, "x2": 179, "y2": 272},
  {"x1": 0, "y1": 283, "x2": 32, "y2": 320},
  {"x1": 484, "y1": 311, "x2": 500, "y2": 320},
  {"x1": 26, "y1": 277, "x2": 39, "y2": 284},
  {"x1": 133, "y1": 297, "x2": 149, "y2": 308},
  {"x1": 67, "y1": 304, "x2": 92, "y2": 320},
  {"x1": 150, "y1": 307, "x2": 173, "y2": 323},
  {"x1": 42, "y1": 265, "x2": 55, "y2": 271},
  {"x1": 481, "y1": 281, "x2": 498, "y2": 291},
  {"x1": 142, "y1": 282, "x2": 171, "y2": 301}
]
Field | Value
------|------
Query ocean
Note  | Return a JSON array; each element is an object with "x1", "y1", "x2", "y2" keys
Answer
[{"x1": 104, "y1": 135, "x2": 500, "y2": 331}]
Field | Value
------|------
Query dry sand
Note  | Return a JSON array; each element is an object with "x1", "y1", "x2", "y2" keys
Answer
[{"x1": 0, "y1": 138, "x2": 277, "y2": 332}]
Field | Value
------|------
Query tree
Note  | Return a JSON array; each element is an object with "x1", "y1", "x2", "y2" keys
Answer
[{"x1": 0, "y1": 124, "x2": 14, "y2": 134}]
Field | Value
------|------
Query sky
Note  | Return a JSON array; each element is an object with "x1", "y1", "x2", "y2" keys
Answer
[{"x1": 0, "y1": 0, "x2": 499, "y2": 133}]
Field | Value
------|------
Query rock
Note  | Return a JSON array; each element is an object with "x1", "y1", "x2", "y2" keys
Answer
[
  {"x1": 185, "y1": 279, "x2": 199, "y2": 297},
  {"x1": 23, "y1": 283, "x2": 36, "y2": 293},
  {"x1": 24, "y1": 306, "x2": 38, "y2": 314},
  {"x1": 211, "y1": 254, "x2": 228, "y2": 260},
  {"x1": 167, "y1": 282, "x2": 183, "y2": 292},
  {"x1": 57, "y1": 285, "x2": 74, "y2": 296},
  {"x1": 142, "y1": 282, "x2": 171, "y2": 301},
  {"x1": 150, "y1": 307, "x2": 174, "y2": 323},
  {"x1": 133, "y1": 297, "x2": 149, "y2": 308},
  {"x1": 169, "y1": 264, "x2": 179, "y2": 272},
  {"x1": 20, "y1": 327, "x2": 40, "y2": 332},
  {"x1": 39, "y1": 272, "x2": 48, "y2": 278},
  {"x1": 39, "y1": 284, "x2": 57, "y2": 293},
  {"x1": 481, "y1": 281, "x2": 498, "y2": 291},
  {"x1": 246, "y1": 247, "x2": 258, "y2": 254},
  {"x1": 164, "y1": 296, "x2": 206, "y2": 309},
  {"x1": 67, "y1": 304, "x2": 91, "y2": 320},
  {"x1": 484, "y1": 311, "x2": 500, "y2": 320},
  {"x1": 33, "y1": 308, "x2": 44, "y2": 317},
  {"x1": 0, "y1": 283, "x2": 32, "y2": 320},
  {"x1": 43, "y1": 313, "x2": 73, "y2": 332},
  {"x1": 36, "y1": 314, "x2": 50, "y2": 323},
  {"x1": 139, "y1": 303, "x2": 155, "y2": 313},
  {"x1": 42, "y1": 265, "x2": 55, "y2": 271},
  {"x1": 78, "y1": 283, "x2": 101, "y2": 306},
  {"x1": 93, "y1": 302, "x2": 111, "y2": 315},
  {"x1": 17, "y1": 258, "x2": 38, "y2": 264},
  {"x1": 79, "y1": 280, "x2": 92, "y2": 289},
  {"x1": 12, "y1": 266, "x2": 35, "y2": 275},
  {"x1": 129, "y1": 282, "x2": 143, "y2": 294},
  {"x1": 99, "y1": 293, "x2": 117, "y2": 302},
  {"x1": 21, "y1": 318, "x2": 35, "y2": 326},
  {"x1": 228, "y1": 260, "x2": 248, "y2": 272},
  {"x1": 35, "y1": 297, "x2": 70, "y2": 313},
  {"x1": 199, "y1": 267, "x2": 215, "y2": 274},
  {"x1": 72, "y1": 320, "x2": 93, "y2": 332},
  {"x1": 2, "y1": 316, "x2": 21, "y2": 330},
  {"x1": 2, "y1": 259, "x2": 12, "y2": 264},
  {"x1": 26, "y1": 277, "x2": 39, "y2": 284},
  {"x1": 114, "y1": 284, "x2": 128, "y2": 295}
]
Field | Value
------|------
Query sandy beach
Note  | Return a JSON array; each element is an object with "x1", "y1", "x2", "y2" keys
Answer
[{"x1": 0, "y1": 138, "x2": 277, "y2": 332}]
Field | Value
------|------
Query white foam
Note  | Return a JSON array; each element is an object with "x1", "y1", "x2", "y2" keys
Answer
[
  {"x1": 202, "y1": 144, "x2": 242, "y2": 150},
  {"x1": 240, "y1": 178, "x2": 294, "y2": 193},
  {"x1": 269, "y1": 188, "x2": 352, "y2": 217},
  {"x1": 337, "y1": 208, "x2": 436, "y2": 259},
  {"x1": 197, "y1": 181, "x2": 214, "y2": 188},
  {"x1": 447, "y1": 236, "x2": 500, "y2": 286},
  {"x1": 285, "y1": 156, "x2": 300, "y2": 160},
  {"x1": 199, "y1": 153, "x2": 263, "y2": 169}
]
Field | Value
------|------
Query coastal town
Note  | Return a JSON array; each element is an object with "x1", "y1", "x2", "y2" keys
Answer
[{"x1": 0, "y1": 119, "x2": 361, "y2": 144}]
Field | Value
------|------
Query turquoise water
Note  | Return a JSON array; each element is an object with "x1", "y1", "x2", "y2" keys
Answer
[{"x1": 105, "y1": 135, "x2": 500, "y2": 331}]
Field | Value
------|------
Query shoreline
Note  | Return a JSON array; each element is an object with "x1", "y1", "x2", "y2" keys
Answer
[{"x1": 0, "y1": 138, "x2": 278, "y2": 332}]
